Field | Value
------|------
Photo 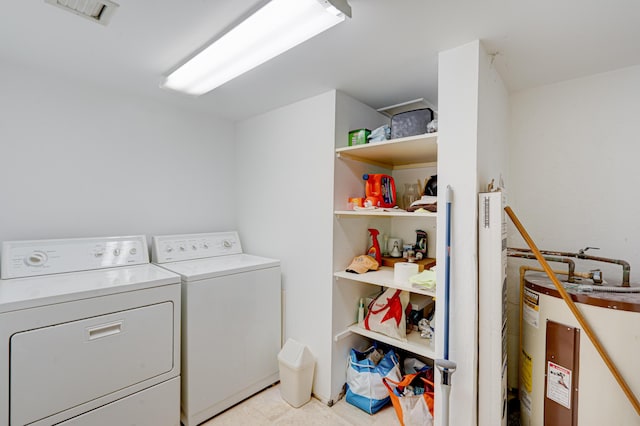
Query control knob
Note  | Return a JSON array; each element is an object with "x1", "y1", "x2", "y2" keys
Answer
[{"x1": 24, "y1": 251, "x2": 48, "y2": 267}]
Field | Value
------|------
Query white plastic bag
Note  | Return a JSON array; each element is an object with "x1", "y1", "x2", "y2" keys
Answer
[{"x1": 363, "y1": 288, "x2": 410, "y2": 341}]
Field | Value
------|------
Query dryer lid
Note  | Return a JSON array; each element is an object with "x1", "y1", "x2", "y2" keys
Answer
[{"x1": 0, "y1": 264, "x2": 180, "y2": 314}]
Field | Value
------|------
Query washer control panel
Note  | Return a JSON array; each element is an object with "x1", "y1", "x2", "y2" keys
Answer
[
  {"x1": 151, "y1": 232, "x2": 242, "y2": 263},
  {"x1": 1, "y1": 236, "x2": 149, "y2": 279}
]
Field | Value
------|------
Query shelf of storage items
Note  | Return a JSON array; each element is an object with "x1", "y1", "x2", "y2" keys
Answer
[
  {"x1": 334, "y1": 267, "x2": 435, "y2": 297},
  {"x1": 333, "y1": 132, "x2": 438, "y2": 360},
  {"x1": 334, "y1": 209, "x2": 436, "y2": 218},
  {"x1": 347, "y1": 323, "x2": 436, "y2": 359},
  {"x1": 335, "y1": 133, "x2": 437, "y2": 169}
]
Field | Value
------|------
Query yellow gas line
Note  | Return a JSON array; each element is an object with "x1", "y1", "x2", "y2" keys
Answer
[{"x1": 506, "y1": 206, "x2": 640, "y2": 417}]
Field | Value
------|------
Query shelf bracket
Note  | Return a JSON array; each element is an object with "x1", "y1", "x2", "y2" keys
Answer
[{"x1": 333, "y1": 328, "x2": 354, "y2": 342}]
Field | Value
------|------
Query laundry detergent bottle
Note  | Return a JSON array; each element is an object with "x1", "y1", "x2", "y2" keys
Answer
[
  {"x1": 367, "y1": 228, "x2": 382, "y2": 264},
  {"x1": 363, "y1": 174, "x2": 396, "y2": 208}
]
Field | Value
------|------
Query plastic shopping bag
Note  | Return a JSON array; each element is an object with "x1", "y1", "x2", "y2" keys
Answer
[
  {"x1": 383, "y1": 367, "x2": 435, "y2": 426},
  {"x1": 345, "y1": 346, "x2": 401, "y2": 414},
  {"x1": 364, "y1": 288, "x2": 410, "y2": 341}
]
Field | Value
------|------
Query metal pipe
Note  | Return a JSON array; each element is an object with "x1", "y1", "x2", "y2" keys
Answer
[
  {"x1": 508, "y1": 251, "x2": 577, "y2": 283},
  {"x1": 518, "y1": 266, "x2": 595, "y2": 281},
  {"x1": 510, "y1": 247, "x2": 632, "y2": 287}
]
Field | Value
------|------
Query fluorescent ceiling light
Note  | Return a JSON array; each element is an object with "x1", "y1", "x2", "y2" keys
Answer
[{"x1": 161, "y1": 0, "x2": 351, "y2": 96}]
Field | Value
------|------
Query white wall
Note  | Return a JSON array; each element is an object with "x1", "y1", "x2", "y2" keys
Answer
[
  {"x1": 0, "y1": 63, "x2": 236, "y2": 243},
  {"x1": 509, "y1": 64, "x2": 640, "y2": 270},
  {"x1": 506, "y1": 64, "x2": 640, "y2": 388},
  {"x1": 437, "y1": 40, "x2": 509, "y2": 426},
  {"x1": 437, "y1": 41, "x2": 481, "y2": 426},
  {"x1": 234, "y1": 91, "x2": 337, "y2": 402},
  {"x1": 477, "y1": 50, "x2": 509, "y2": 191},
  {"x1": 476, "y1": 41, "x2": 510, "y2": 426}
]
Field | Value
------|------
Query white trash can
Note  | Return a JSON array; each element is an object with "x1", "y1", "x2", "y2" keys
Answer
[{"x1": 277, "y1": 338, "x2": 315, "y2": 408}]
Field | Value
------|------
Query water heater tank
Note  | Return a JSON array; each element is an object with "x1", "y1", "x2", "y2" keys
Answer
[{"x1": 520, "y1": 273, "x2": 640, "y2": 425}]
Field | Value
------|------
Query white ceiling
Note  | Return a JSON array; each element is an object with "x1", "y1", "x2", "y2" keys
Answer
[{"x1": 3, "y1": 0, "x2": 640, "y2": 121}]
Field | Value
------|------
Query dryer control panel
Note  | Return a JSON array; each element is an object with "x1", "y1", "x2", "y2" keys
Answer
[
  {"x1": 151, "y1": 232, "x2": 243, "y2": 263},
  {"x1": 1, "y1": 236, "x2": 149, "y2": 279}
]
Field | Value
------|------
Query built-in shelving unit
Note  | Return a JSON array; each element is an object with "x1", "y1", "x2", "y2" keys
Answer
[{"x1": 333, "y1": 131, "x2": 439, "y2": 364}]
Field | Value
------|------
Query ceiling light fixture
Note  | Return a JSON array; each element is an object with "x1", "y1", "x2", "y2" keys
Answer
[
  {"x1": 160, "y1": 0, "x2": 351, "y2": 96},
  {"x1": 45, "y1": 0, "x2": 119, "y2": 25}
]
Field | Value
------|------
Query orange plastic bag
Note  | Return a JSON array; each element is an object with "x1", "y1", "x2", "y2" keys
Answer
[{"x1": 382, "y1": 369, "x2": 435, "y2": 426}]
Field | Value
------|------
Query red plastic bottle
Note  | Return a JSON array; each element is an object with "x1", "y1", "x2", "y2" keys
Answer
[{"x1": 367, "y1": 228, "x2": 382, "y2": 264}]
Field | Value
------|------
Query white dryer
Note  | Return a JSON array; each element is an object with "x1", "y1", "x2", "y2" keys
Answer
[
  {"x1": 151, "y1": 232, "x2": 281, "y2": 426},
  {"x1": 0, "y1": 236, "x2": 182, "y2": 426}
]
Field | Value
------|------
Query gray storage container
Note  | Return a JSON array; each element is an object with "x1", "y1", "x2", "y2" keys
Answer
[{"x1": 390, "y1": 108, "x2": 434, "y2": 139}]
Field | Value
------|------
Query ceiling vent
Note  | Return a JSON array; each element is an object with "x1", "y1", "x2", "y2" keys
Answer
[{"x1": 45, "y1": 0, "x2": 119, "y2": 25}]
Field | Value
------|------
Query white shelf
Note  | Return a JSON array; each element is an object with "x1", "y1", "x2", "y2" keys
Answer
[
  {"x1": 347, "y1": 323, "x2": 436, "y2": 359},
  {"x1": 335, "y1": 133, "x2": 437, "y2": 169},
  {"x1": 335, "y1": 209, "x2": 436, "y2": 218},
  {"x1": 334, "y1": 267, "x2": 436, "y2": 298}
]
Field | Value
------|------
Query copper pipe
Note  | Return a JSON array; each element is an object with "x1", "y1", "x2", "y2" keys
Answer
[
  {"x1": 508, "y1": 251, "x2": 577, "y2": 283},
  {"x1": 519, "y1": 266, "x2": 592, "y2": 280},
  {"x1": 510, "y1": 247, "x2": 631, "y2": 287},
  {"x1": 506, "y1": 206, "x2": 640, "y2": 417}
]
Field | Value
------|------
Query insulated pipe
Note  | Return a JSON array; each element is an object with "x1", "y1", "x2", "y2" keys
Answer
[
  {"x1": 505, "y1": 206, "x2": 640, "y2": 417},
  {"x1": 579, "y1": 285, "x2": 640, "y2": 293}
]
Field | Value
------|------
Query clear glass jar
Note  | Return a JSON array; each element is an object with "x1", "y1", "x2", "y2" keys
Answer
[{"x1": 402, "y1": 183, "x2": 419, "y2": 209}]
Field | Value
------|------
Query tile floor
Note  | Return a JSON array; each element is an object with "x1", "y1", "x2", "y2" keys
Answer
[{"x1": 201, "y1": 384, "x2": 399, "y2": 426}]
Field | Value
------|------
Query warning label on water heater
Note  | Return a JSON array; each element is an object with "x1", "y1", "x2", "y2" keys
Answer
[
  {"x1": 523, "y1": 288, "x2": 539, "y2": 328},
  {"x1": 547, "y1": 361, "x2": 572, "y2": 409}
]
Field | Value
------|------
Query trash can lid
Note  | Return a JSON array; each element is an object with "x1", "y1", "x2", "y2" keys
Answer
[{"x1": 278, "y1": 338, "x2": 315, "y2": 369}]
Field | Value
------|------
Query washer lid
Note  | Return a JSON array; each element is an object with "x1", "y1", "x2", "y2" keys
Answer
[
  {"x1": 0, "y1": 264, "x2": 180, "y2": 314},
  {"x1": 155, "y1": 253, "x2": 280, "y2": 281}
]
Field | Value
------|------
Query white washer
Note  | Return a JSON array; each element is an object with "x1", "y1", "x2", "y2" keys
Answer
[
  {"x1": 151, "y1": 232, "x2": 281, "y2": 426},
  {"x1": 0, "y1": 235, "x2": 182, "y2": 426}
]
